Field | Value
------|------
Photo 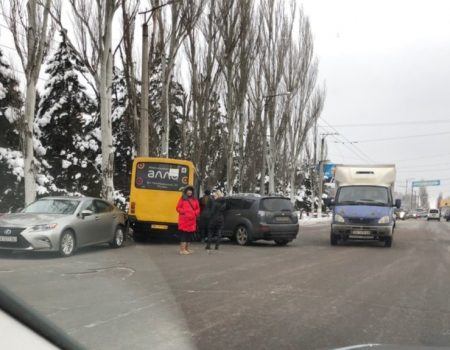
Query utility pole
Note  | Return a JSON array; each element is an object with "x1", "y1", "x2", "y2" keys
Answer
[
  {"x1": 138, "y1": 1, "x2": 177, "y2": 157},
  {"x1": 139, "y1": 14, "x2": 149, "y2": 156},
  {"x1": 317, "y1": 133, "x2": 338, "y2": 218},
  {"x1": 410, "y1": 184, "x2": 414, "y2": 210}
]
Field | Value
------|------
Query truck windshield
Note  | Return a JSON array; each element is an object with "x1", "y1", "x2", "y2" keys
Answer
[{"x1": 336, "y1": 186, "x2": 390, "y2": 206}]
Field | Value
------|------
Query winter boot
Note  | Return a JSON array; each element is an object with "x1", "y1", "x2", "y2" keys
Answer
[
  {"x1": 179, "y1": 243, "x2": 189, "y2": 255},
  {"x1": 186, "y1": 242, "x2": 193, "y2": 254}
]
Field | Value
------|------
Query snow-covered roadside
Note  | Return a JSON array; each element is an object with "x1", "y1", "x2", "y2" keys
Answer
[{"x1": 299, "y1": 215, "x2": 331, "y2": 226}]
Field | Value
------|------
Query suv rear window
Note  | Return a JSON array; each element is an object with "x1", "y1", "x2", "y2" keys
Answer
[
  {"x1": 227, "y1": 198, "x2": 255, "y2": 210},
  {"x1": 260, "y1": 198, "x2": 293, "y2": 212},
  {"x1": 429, "y1": 209, "x2": 439, "y2": 213}
]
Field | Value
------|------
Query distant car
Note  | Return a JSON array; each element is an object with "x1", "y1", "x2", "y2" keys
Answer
[
  {"x1": 406, "y1": 210, "x2": 417, "y2": 219},
  {"x1": 427, "y1": 209, "x2": 440, "y2": 221},
  {"x1": 416, "y1": 209, "x2": 428, "y2": 218},
  {"x1": 444, "y1": 210, "x2": 450, "y2": 222},
  {"x1": 0, "y1": 197, "x2": 127, "y2": 257},
  {"x1": 222, "y1": 194, "x2": 299, "y2": 246},
  {"x1": 395, "y1": 208, "x2": 406, "y2": 220}
]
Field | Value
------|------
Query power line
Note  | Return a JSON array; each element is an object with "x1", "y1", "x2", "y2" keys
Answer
[
  {"x1": 318, "y1": 124, "x2": 372, "y2": 163},
  {"x1": 328, "y1": 119, "x2": 450, "y2": 127},
  {"x1": 319, "y1": 118, "x2": 376, "y2": 162},
  {"x1": 353, "y1": 130, "x2": 450, "y2": 144},
  {"x1": 396, "y1": 152, "x2": 450, "y2": 163}
]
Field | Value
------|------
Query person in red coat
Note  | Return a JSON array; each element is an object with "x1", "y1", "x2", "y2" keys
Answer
[{"x1": 176, "y1": 185, "x2": 200, "y2": 255}]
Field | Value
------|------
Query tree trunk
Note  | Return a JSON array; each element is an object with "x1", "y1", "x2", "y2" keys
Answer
[
  {"x1": 226, "y1": 63, "x2": 234, "y2": 194},
  {"x1": 100, "y1": 49, "x2": 114, "y2": 201},
  {"x1": 99, "y1": 2, "x2": 116, "y2": 202},
  {"x1": 23, "y1": 81, "x2": 37, "y2": 205}
]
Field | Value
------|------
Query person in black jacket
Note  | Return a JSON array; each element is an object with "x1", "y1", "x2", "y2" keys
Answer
[
  {"x1": 198, "y1": 190, "x2": 211, "y2": 242},
  {"x1": 205, "y1": 190, "x2": 226, "y2": 251}
]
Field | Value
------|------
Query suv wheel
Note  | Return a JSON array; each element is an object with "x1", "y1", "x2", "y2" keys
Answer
[{"x1": 235, "y1": 226, "x2": 250, "y2": 246}]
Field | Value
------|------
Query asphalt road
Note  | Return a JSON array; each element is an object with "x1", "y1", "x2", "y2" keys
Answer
[{"x1": 2, "y1": 219, "x2": 450, "y2": 350}]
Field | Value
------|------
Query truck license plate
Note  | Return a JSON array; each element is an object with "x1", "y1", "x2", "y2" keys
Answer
[
  {"x1": 0, "y1": 236, "x2": 17, "y2": 242},
  {"x1": 352, "y1": 230, "x2": 371, "y2": 235}
]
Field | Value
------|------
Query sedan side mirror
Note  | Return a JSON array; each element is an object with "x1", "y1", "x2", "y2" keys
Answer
[
  {"x1": 80, "y1": 210, "x2": 93, "y2": 219},
  {"x1": 395, "y1": 199, "x2": 401, "y2": 209}
]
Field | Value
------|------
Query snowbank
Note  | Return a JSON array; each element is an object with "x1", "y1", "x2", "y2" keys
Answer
[{"x1": 299, "y1": 215, "x2": 331, "y2": 226}]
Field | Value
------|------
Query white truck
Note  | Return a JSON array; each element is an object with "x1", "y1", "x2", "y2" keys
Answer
[{"x1": 330, "y1": 164, "x2": 401, "y2": 248}]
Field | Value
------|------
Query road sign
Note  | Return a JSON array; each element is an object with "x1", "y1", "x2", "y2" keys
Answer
[{"x1": 412, "y1": 180, "x2": 440, "y2": 187}]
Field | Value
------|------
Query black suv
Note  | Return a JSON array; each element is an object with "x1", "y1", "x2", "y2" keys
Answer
[{"x1": 222, "y1": 194, "x2": 299, "y2": 246}]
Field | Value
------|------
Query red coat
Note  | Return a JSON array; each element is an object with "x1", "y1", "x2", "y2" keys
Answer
[{"x1": 176, "y1": 197, "x2": 200, "y2": 232}]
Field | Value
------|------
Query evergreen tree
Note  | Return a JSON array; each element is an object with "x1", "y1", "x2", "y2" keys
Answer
[
  {"x1": 0, "y1": 49, "x2": 24, "y2": 211},
  {"x1": 36, "y1": 34, "x2": 100, "y2": 197}
]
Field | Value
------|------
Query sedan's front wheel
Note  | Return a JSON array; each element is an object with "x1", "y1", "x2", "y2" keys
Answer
[
  {"x1": 59, "y1": 231, "x2": 76, "y2": 257},
  {"x1": 110, "y1": 226, "x2": 125, "y2": 248}
]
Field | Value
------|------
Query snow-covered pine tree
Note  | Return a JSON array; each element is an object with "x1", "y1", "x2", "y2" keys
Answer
[
  {"x1": 0, "y1": 49, "x2": 24, "y2": 212},
  {"x1": 35, "y1": 34, "x2": 100, "y2": 197}
]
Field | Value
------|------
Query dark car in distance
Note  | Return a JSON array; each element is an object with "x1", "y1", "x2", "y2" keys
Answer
[{"x1": 221, "y1": 194, "x2": 299, "y2": 246}]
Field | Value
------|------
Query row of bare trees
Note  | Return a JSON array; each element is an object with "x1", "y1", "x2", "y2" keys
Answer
[{"x1": 1, "y1": 0, "x2": 324, "y2": 205}]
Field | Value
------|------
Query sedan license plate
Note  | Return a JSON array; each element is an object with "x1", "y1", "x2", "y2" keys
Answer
[
  {"x1": 0, "y1": 236, "x2": 17, "y2": 242},
  {"x1": 352, "y1": 230, "x2": 371, "y2": 236}
]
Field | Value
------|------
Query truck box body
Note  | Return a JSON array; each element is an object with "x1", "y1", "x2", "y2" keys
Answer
[{"x1": 331, "y1": 164, "x2": 399, "y2": 247}]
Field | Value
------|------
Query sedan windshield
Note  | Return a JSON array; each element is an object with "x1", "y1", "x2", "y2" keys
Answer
[
  {"x1": 337, "y1": 186, "x2": 390, "y2": 206},
  {"x1": 23, "y1": 199, "x2": 80, "y2": 215}
]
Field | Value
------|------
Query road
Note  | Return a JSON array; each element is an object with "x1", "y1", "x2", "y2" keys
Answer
[{"x1": 2, "y1": 219, "x2": 450, "y2": 350}]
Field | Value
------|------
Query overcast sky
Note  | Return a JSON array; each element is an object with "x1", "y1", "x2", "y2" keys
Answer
[
  {"x1": 300, "y1": 0, "x2": 450, "y2": 204},
  {"x1": 1, "y1": 1, "x2": 449, "y2": 205}
]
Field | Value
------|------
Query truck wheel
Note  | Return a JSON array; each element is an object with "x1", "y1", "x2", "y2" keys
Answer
[
  {"x1": 330, "y1": 233, "x2": 338, "y2": 246},
  {"x1": 384, "y1": 237, "x2": 393, "y2": 248}
]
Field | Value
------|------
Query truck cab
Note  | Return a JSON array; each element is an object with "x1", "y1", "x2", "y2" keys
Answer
[{"x1": 330, "y1": 165, "x2": 401, "y2": 248}]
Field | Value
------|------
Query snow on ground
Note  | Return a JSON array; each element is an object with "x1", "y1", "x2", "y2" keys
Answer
[{"x1": 299, "y1": 213, "x2": 331, "y2": 226}]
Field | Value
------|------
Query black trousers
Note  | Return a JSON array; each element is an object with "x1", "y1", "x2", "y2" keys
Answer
[
  {"x1": 206, "y1": 223, "x2": 222, "y2": 248},
  {"x1": 199, "y1": 219, "x2": 209, "y2": 240}
]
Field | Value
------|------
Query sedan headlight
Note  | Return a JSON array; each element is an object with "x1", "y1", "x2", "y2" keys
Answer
[
  {"x1": 29, "y1": 223, "x2": 58, "y2": 232},
  {"x1": 378, "y1": 216, "x2": 390, "y2": 224},
  {"x1": 334, "y1": 214, "x2": 345, "y2": 223}
]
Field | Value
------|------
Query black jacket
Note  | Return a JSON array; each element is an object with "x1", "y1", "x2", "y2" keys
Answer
[{"x1": 207, "y1": 198, "x2": 226, "y2": 227}]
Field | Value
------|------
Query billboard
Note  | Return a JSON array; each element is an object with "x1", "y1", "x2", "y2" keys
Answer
[{"x1": 323, "y1": 163, "x2": 336, "y2": 183}]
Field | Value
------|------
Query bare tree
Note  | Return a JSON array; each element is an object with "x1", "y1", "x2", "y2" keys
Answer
[
  {"x1": 119, "y1": 0, "x2": 140, "y2": 152},
  {"x1": 1, "y1": 0, "x2": 56, "y2": 205},
  {"x1": 261, "y1": 0, "x2": 294, "y2": 194},
  {"x1": 233, "y1": 0, "x2": 259, "y2": 193},
  {"x1": 184, "y1": 0, "x2": 222, "y2": 185},
  {"x1": 158, "y1": 0, "x2": 204, "y2": 157},
  {"x1": 216, "y1": 0, "x2": 241, "y2": 194}
]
